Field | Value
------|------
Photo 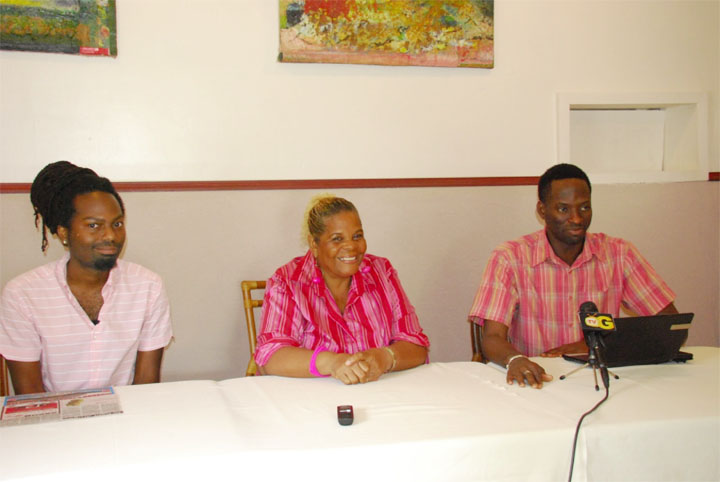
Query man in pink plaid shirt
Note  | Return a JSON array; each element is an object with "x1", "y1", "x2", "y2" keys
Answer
[{"x1": 468, "y1": 164, "x2": 677, "y2": 389}]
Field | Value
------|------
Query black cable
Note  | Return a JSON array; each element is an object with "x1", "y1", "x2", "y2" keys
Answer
[{"x1": 568, "y1": 385, "x2": 610, "y2": 482}]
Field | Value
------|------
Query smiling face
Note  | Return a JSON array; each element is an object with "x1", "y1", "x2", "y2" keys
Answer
[
  {"x1": 309, "y1": 210, "x2": 367, "y2": 284},
  {"x1": 57, "y1": 191, "x2": 126, "y2": 272},
  {"x1": 537, "y1": 178, "x2": 592, "y2": 262}
]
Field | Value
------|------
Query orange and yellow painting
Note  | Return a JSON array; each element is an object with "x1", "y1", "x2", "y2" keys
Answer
[{"x1": 279, "y1": 0, "x2": 494, "y2": 68}]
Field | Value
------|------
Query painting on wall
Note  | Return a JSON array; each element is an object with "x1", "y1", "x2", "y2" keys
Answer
[
  {"x1": 0, "y1": 0, "x2": 117, "y2": 56},
  {"x1": 279, "y1": 0, "x2": 494, "y2": 68}
]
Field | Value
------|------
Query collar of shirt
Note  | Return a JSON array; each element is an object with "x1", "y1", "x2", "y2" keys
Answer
[
  {"x1": 54, "y1": 252, "x2": 119, "y2": 289},
  {"x1": 291, "y1": 250, "x2": 379, "y2": 308},
  {"x1": 531, "y1": 230, "x2": 607, "y2": 269},
  {"x1": 54, "y1": 252, "x2": 119, "y2": 325}
]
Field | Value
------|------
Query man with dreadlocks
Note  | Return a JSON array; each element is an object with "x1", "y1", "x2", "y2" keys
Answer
[{"x1": 0, "y1": 161, "x2": 173, "y2": 394}]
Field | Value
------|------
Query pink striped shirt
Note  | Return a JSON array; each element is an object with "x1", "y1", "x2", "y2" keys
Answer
[
  {"x1": 468, "y1": 230, "x2": 675, "y2": 356},
  {"x1": 255, "y1": 251, "x2": 429, "y2": 366},
  {"x1": 0, "y1": 254, "x2": 173, "y2": 392}
]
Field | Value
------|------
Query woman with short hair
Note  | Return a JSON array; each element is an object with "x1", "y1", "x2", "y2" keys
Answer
[{"x1": 255, "y1": 195, "x2": 429, "y2": 384}]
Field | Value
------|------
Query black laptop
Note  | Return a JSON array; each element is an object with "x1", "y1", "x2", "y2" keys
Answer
[{"x1": 562, "y1": 313, "x2": 694, "y2": 367}]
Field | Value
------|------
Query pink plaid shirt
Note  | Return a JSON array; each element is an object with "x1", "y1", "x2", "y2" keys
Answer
[
  {"x1": 468, "y1": 230, "x2": 675, "y2": 356},
  {"x1": 0, "y1": 254, "x2": 173, "y2": 392},
  {"x1": 255, "y1": 251, "x2": 429, "y2": 366}
]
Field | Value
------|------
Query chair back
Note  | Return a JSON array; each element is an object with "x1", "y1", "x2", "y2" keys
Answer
[
  {"x1": 471, "y1": 322, "x2": 487, "y2": 363},
  {"x1": 241, "y1": 280, "x2": 266, "y2": 376},
  {"x1": 1, "y1": 355, "x2": 9, "y2": 397}
]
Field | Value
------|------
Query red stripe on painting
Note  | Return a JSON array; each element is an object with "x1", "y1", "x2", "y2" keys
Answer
[{"x1": 79, "y1": 47, "x2": 110, "y2": 56}]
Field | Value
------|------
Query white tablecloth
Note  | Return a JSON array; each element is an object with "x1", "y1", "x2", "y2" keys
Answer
[{"x1": 1, "y1": 347, "x2": 718, "y2": 481}]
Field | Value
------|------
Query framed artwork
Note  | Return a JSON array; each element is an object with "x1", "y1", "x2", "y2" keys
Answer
[
  {"x1": 279, "y1": 0, "x2": 493, "y2": 68},
  {"x1": 0, "y1": 0, "x2": 117, "y2": 56}
]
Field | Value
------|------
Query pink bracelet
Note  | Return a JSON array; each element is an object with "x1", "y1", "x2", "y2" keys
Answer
[{"x1": 309, "y1": 345, "x2": 330, "y2": 377}]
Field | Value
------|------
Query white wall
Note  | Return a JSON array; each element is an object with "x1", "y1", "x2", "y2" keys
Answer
[
  {"x1": 1, "y1": 183, "x2": 718, "y2": 382},
  {"x1": 1, "y1": 1, "x2": 719, "y2": 383},
  {"x1": 0, "y1": 0, "x2": 718, "y2": 182}
]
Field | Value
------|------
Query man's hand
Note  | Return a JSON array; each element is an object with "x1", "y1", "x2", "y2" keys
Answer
[
  {"x1": 506, "y1": 356, "x2": 553, "y2": 389},
  {"x1": 540, "y1": 340, "x2": 588, "y2": 358},
  {"x1": 480, "y1": 319, "x2": 553, "y2": 389}
]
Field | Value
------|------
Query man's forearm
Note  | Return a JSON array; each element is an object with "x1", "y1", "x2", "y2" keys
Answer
[
  {"x1": 482, "y1": 335, "x2": 522, "y2": 367},
  {"x1": 132, "y1": 348, "x2": 164, "y2": 384},
  {"x1": 7, "y1": 359, "x2": 45, "y2": 394}
]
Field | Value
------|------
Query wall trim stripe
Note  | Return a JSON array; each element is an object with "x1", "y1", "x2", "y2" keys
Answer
[{"x1": 1, "y1": 173, "x2": 718, "y2": 193}]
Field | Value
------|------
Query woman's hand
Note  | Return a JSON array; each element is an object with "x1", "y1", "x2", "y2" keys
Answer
[
  {"x1": 320, "y1": 352, "x2": 371, "y2": 384},
  {"x1": 262, "y1": 347, "x2": 370, "y2": 382},
  {"x1": 318, "y1": 348, "x2": 392, "y2": 384},
  {"x1": 342, "y1": 348, "x2": 392, "y2": 383},
  {"x1": 262, "y1": 343, "x2": 423, "y2": 384}
]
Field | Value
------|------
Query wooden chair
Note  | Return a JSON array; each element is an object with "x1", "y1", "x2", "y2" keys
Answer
[
  {"x1": 470, "y1": 322, "x2": 487, "y2": 363},
  {"x1": 1, "y1": 355, "x2": 9, "y2": 397},
  {"x1": 241, "y1": 280, "x2": 266, "y2": 376}
]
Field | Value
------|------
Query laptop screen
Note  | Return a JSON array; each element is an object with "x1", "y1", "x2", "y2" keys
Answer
[{"x1": 563, "y1": 313, "x2": 693, "y2": 367}]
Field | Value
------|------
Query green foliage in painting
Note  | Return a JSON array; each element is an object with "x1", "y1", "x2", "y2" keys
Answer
[{"x1": 0, "y1": 0, "x2": 117, "y2": 56}]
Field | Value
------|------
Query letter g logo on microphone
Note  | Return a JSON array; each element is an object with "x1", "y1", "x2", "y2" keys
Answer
[{"x1": 584, "y1": 315, "x2": 615, "y2": 330}]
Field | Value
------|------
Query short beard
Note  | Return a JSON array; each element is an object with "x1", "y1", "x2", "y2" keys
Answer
[
  {"x1": 561, "y1": 234, "x2": 586, "y2": 246},
  {"x1": 93, "y1": 256, "x2": 118, "y2": 271}
]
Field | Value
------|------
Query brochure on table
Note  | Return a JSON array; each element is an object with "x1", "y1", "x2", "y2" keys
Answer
[{"x1": 0, "y1": 387, "x2": 122, "y2": 427}]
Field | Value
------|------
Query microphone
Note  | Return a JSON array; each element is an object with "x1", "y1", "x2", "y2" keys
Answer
[{"x1": 578, "y1": 301, "x2": 616, "y2": 389}]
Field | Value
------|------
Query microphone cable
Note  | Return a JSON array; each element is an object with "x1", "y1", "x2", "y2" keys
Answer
[{"x1": 567, "y1": 384, "x2": 610, "y2": 482}]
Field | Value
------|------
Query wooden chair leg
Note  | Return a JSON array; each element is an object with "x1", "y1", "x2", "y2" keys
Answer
[
  {"x1": 471, "y1": 322, "x2": 486, "y2": 363},
  {"x1": 1, "y1": 356, "x2": 9, "y2": 397}
]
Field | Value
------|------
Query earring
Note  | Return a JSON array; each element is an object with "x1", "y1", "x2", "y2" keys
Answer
[
  {"x1": 312, "y1": 257, "x2": 322, "y2": 283},
  {"x1": 62, "y1": 240, "x2": 68, "y2": 246}
]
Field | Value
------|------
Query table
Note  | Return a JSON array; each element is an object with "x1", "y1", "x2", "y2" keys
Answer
[{"x1": 1, "y1": 347, "x2": 718, "y2": 482}]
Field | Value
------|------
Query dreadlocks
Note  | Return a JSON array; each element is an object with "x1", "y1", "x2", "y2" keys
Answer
[{"x1": 30, "y1": 161, "x2": 125, "y2": 252}]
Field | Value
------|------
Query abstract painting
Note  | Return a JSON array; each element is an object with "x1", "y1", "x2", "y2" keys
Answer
[
  {"x1": 279, "y1": 0, "x2": 493, "y2": 68},
  {"x1": 0, "y1": 0, "x2": 117, "y2": 56}
]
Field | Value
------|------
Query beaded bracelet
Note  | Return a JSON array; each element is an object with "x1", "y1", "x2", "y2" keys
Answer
[{"x1": 309, "y1": 345, "x2": 330, "y2": 377}]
